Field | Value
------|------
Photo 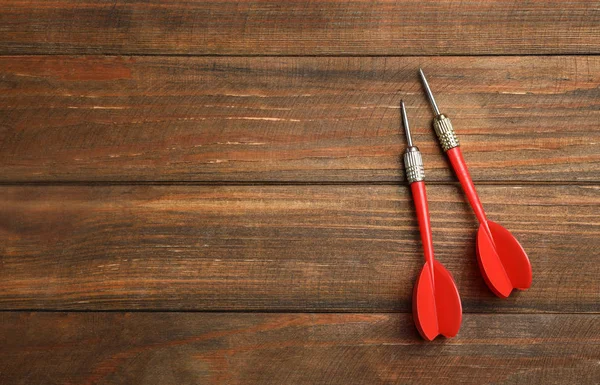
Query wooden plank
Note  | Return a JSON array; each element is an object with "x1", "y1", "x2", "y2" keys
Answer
[
  {"x1": 1, "y1": 184, "x2": 598, "y2": 312},
  {"x1": 1, "y1": 56, "x2": 599, "y2": 183},
  {"x1": 1, "y1": 1, "x2": 599, "y2": 55},
  {"x1": 1, "y1": 312, "x2": 598, "y2": 385}
]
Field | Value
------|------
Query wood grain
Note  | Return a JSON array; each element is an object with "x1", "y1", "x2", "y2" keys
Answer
[
  {"x1": 2, "y1": 312, "x2": 598, "y2": 385},
  {"x1": 1, "y1": 56, "x2": 599, "y2": 183},
  {"x1": 1, "y1": 184, "x2": 598, "y2": 312},
  {"x1": 2, "y1": 1, "x2": 598, "y2": 382},
  {"x1": 1, "y1": 1, "x2": 599, "y2": 56}
]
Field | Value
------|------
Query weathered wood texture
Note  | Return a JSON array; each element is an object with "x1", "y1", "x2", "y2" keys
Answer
[
  {"x1": 1, "y1": 185, "x2": 598, "y2": 312},
  {"x1": 1, "y1": 1, "x2": 599, "y2": 56},
  {"x1": 2, "y1": 312, "x2": 598, "y2": 385},
  {"x1": 2, "y1": 1, "x2": 599, "y2": 383},
  {"x1": 1, "y1": 56, "x2": 599, "y2": 183}
]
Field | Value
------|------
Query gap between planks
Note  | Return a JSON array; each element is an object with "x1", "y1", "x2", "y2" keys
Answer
[
  {"x1": 1, "y1": 310, "x2": 598, "y2": 315},
  {"x1": 1, "y1": 181, "x2": 599, "y2": 187},
  {"x1": 2, "y1": 53, "x2": 600, "y2": 58}
]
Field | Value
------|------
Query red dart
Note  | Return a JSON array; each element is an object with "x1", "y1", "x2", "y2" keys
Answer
[
  {"x1": 401, "y1": 100, "x2": 462, "y2": 340},
  {"x1": 419, "y1": 69, "x2": 533, "y2": 298}
]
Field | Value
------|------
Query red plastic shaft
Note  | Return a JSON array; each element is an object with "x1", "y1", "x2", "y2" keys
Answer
[
  {"x1": 410, "y1": 181, "x2": 435, "y2": 278},
  {"x1": 446, "y1": 147, "x2": 493, "y2": 240}
]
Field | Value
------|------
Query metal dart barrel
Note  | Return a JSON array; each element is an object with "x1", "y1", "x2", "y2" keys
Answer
[
  {"x1": 418, "y1": 69, "x2": 459, "y2": 152},
  {"x1": 401, "y1": 100, "x2": 424, "y2": 184}
]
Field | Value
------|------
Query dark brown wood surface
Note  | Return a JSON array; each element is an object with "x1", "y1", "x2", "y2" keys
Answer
[
  {"x1": 1, "y1": 1, "x2": 599, "y2": 384},
  {"x1": 1, "y1": 184, "x2": 599, "y2": 313},
  {"x1": 1, "y1": 55, "x2": 599, "y2": 183},
  {"x1": 2, "y1": 313, "x2": 599, "y2": 385},
  {"x1": 1, "y1": 1, "x2": 599, "y2": 55}
]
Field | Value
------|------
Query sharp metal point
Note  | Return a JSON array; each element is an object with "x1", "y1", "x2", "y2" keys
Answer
[
  {"x1": 400, "y1": 100, "x2": 413, "y2": 147},
  {"x1": 418, "y1": 68, "x2": 440, "y2": 116}
]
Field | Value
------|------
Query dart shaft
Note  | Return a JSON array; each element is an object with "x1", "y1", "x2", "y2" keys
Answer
[
  {"x1": 447, "y1": 147, "x2": 492, "y2": 240},
  {"x1": 411, "y1": 181, "x2": 435, "y2": 267}
]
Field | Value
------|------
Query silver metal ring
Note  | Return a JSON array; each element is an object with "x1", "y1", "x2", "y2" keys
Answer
[
  {"x1": 404, "y1": 147, "x2": 425, "y2": 183},
  {"x1": 433, "y1": 114, "x2": 459, "y2": 152}
]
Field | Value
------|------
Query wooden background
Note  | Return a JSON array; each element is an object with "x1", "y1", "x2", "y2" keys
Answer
[{"x1": 1, "y1": 1, "x2": 599, "y2": 384}]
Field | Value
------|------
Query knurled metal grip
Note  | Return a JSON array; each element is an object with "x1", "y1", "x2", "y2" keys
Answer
[
  {"x1": 433, "y1": 114, "x2": 459, "y2": 151},
  {"x1": 404, "y1": 147, "x2": 425, "y2": 183}
]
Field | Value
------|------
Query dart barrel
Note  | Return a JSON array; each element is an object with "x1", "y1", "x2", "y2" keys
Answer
[
  {"x1": 433, "y1": 114, "x2": 460, "y2": 152},
  {"x1": 404, "y1": 147, "x2": 425, "y2": 183}
]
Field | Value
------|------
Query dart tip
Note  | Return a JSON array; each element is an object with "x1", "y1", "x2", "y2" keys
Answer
[
  {"x1": 418, "y1": 68, "x2": 427, "y2": 84},
  {"x1": 400, "y1": 100, "x2": 413, "y2": 147},
  {"x1": 418, "y1": 68, "x2": 440, "y2": 116}
]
